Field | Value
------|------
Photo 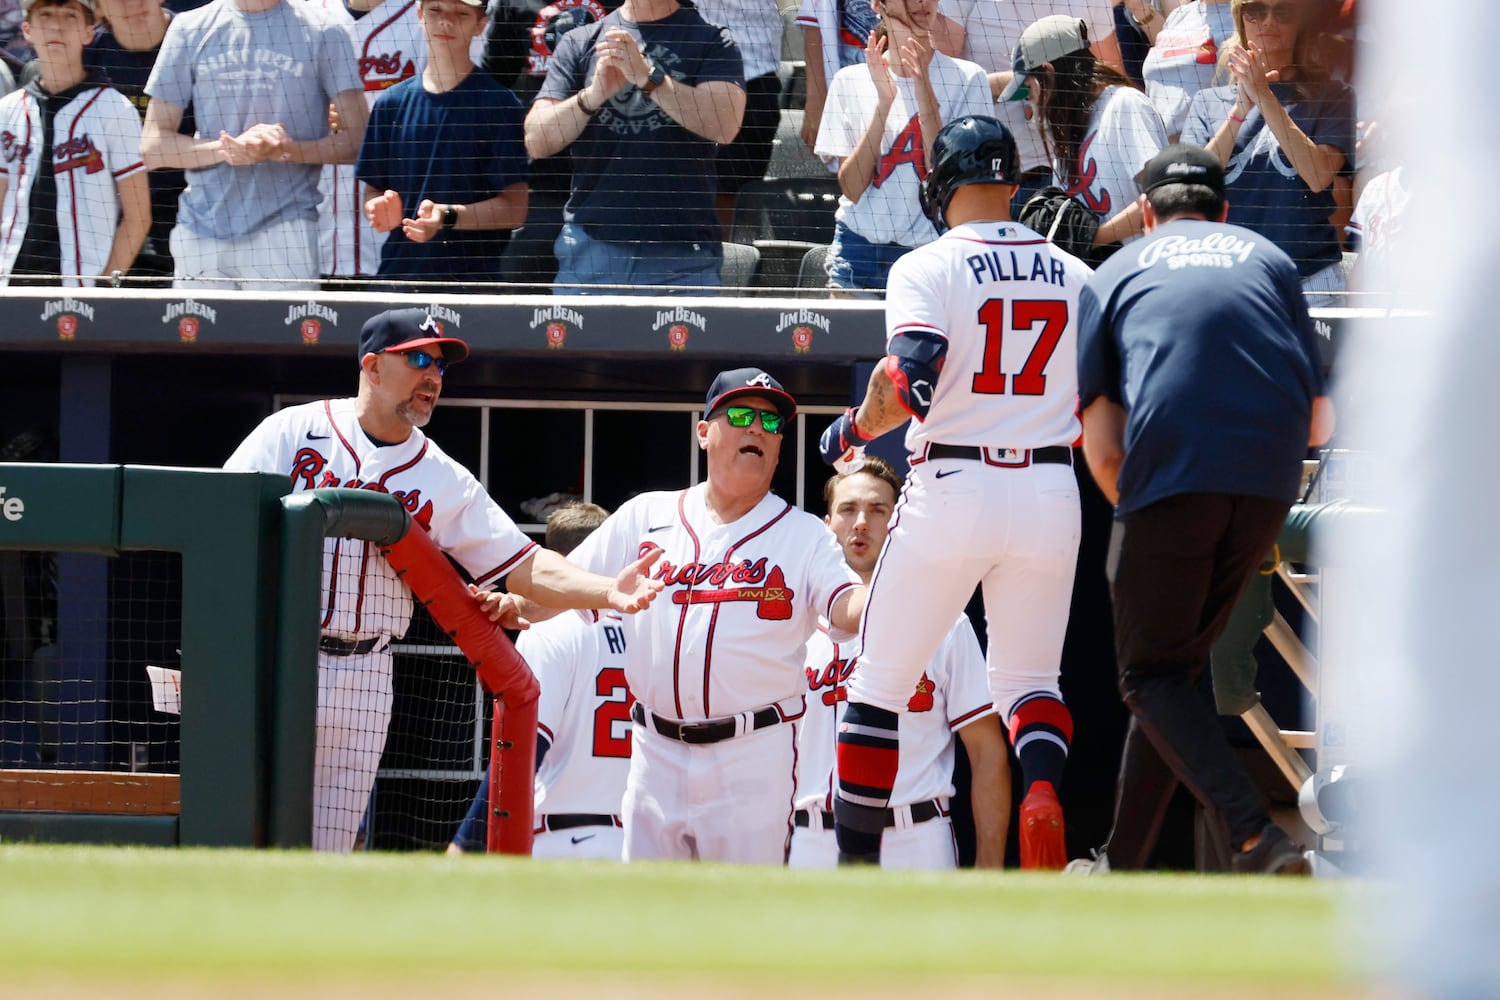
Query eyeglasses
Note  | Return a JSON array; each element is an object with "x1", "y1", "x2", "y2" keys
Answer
[
  {"x1": 401, "y1": 350, "x2": 447, "y2": 376},
  {"x1": 1241, "y1": 2, "x2": 1299, "y2": 25},
  {"x1": 717, "y1": 406, "x2": 785, "y2": 435}
]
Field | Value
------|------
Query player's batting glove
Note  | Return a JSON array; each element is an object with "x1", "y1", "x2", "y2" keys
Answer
[{"x1": 819, "y1": 407, "x2": 873, "y2": 468}]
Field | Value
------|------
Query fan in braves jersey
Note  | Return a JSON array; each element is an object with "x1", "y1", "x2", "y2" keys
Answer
[
  {"x1": 448, "y1": 501, "x2": 634, "y2": 861},
  {"x1": 223, "y1": 307, "x2": 662, "y2": 853},
  {"x1": 819, "y1": 115, "x2": 1092, "y2": 868},
  {"x1": 791, "y1": 457, "x2": 1008, "y2": 870},
  {"x1": 525, "y1": 368, "x2": 868, "y2": 865}
]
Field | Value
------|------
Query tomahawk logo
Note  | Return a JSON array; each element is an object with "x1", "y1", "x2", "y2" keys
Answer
[
  {"x1": 0, "y1": 486, "x2": 24, "y2": 522},
  {"x1": 745, "y1": 372, "x2": 774, "y2": 388}
]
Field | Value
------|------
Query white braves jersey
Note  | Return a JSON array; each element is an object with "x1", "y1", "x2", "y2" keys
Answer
[
  {"x1": 0, "y1": 85, "x2": 145, "y2": 285},
  {"x1": 1141, "y1": 1, "x2": 1236, "y2": 139},
  {"x1": 311, "y1": 0, "x2": 485, "y2": 275},
  {"x1": 1348, "y1": 166, "x2": 1408, "y2": 296},
  {"x1": 816, "y1": 52, "x2": 992, "y2": 247},
  {"x1": 567, "y1": 485, "x2": 861, "y2": 722},
  {"x1": 797, "y1": 614, "x2": 993, "y2": 811},
  {"x1": 886, "y1": 219, "x2": 1092, "y2": 451},
  {"x1": 525, "y1": 610, "x2": 632, "y2": 818},
  {"x1": 1057, "y1": 84, "x2": 1167, "y2": 232},
  {"x1": 223, "y1": 397, "x2": 536, "y2": 639},
  {"x1": 934, "y1": 0, "x2": 1115, "y2": 172}
]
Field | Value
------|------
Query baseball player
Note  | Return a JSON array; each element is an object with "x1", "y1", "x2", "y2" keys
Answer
[
  {"x1": 224, "y1": 307, "x2": 661, "y2": 853},
  {"x1": 819, "y1": 115, "x2": 1092, "y2": 868},
  {"x1": 792, "y1": 457, "x2": 1008, "y2": 870},
  {"x1": 0, "y1": 0, "x2": 151, "y2": 286},
  {"x1": 449, "y1": 502, "x2": 633, "y2": 861},
  {"x1": 551, "y1": 368, "x2": 868, "y2": 865}
]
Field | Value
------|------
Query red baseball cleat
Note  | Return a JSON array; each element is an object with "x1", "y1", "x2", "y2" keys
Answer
[{"x1": 1019, "y1": 781, "x2": 1066, "y2": 870}]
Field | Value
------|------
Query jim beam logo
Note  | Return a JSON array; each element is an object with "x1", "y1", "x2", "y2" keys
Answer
[
  {"x1": 775, "y1": 308, "x2": 830, "y2": 354},
  {"x1": 284, "y1": 300, "x2": 339, "y2": 345},
  {"x1": 530, "y1": 304, "x2": 583, "y2": 349},
  {"x1": 41, "y1": 298, "x2": 95, "y2": 341},
  {"x1": 161, "y1": 298, "x2": 217, "y2": 344},
  {"x1": 425, "y1": 304, "x2": 461, "y2": 328},
  {"x1": 652, "y1": 305, "x2": 706, "y2": 352}
]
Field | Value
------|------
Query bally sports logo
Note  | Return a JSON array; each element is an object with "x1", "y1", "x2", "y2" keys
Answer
[
  {"x1": 530, "y1": 304, "x2": 584, "y2": 348},
  {"x1": 161, "y1": 299, "x2": 217, "y2": 343},
  {"x1": 774, "y1": 308, "x2": 830, "y2": 354},
  {"x1": 41, "y1": 297, "x2": 96, "y2": 341},
  {"x1": 653, "y1": 305, "x2": 706, "y2": 352},
  {"x1": 284, "y1": 301, "x2": 339, "y2": 345}
]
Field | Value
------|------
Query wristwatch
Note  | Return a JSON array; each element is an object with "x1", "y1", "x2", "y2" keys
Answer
[
  {"x1": 441, "y1": 204, "x2": 459, "y2": 231},
  {"x1": 641, "y1": 62, "x2": 667, "y2": 95}
]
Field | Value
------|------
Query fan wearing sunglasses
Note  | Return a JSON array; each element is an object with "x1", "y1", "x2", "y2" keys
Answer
[
  {"x1": 538, "y1": 367, "x2": 868, "y2": 866},
  {"x1": 225, "y1": 307, "x2": 663, "y2": 853},
  {"x1": 1180, "y1": 0, "x2": 1355, "y2": 306}
]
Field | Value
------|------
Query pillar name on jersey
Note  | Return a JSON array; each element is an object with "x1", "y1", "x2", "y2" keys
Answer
[
  {"x1": 284, "y1": 301, "x2": 339, "y2": 327},
  {"x1": 40, "y1": 298, "x2": 95, "y2": 323},
  {"x1": 289, "y1": 447, "x2": 435, "y2": 527},
  {"x1": 966, "y1": 250, "x2": 1068, "y2": 288}
]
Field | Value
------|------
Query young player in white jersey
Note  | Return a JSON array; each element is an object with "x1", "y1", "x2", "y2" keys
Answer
[
  {"x1": 791, "y1": 458, "x2": 1008, "y2": 870},
  {"x1": 819, "y1": 115, "x2": 1091, "y2": 869},
  {"x1": 557, "y1": 368, "x2": 868, "y2": 865},
  {"x1": 448, "y1": 502, "x2": 633, "y2": 861},
  {"x1": 312, "y1": 0, "x2": 486, "y2": 279},
  {"x1": 0, "y1": 0, "x2": 151, "y2": 286},
  {"x1": 224, "y1": 307, "x2": 662, "y2": 852}
]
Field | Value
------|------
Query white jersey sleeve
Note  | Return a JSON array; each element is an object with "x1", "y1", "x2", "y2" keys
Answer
[
  {"x1": 885, "y1": 221, "x2": 1092, "y2": 451},
  {"x1": 525, "y1": 611, "x2": 632, "y2": 817}
]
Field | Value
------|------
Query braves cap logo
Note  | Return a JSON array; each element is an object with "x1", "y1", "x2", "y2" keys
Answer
[
  {"x1": 745, "y1": 373, "x2": 774, "y2": 388},
  {"x1": 420, "y1": 314, "x2": 443, "y2": 334}
]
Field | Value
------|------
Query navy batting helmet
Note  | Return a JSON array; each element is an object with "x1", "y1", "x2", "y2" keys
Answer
[{"x1": 919, "y1": 115, "x2": 1022, "y2": 232}]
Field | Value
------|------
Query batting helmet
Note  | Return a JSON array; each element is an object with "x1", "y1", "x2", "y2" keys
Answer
[{"x1": 919, "y1": 115, "x2": 1022, "y2": 232}]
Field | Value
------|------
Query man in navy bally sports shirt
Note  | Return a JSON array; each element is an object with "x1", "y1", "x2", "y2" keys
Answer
[{"x1": 1073, "y1": 143, "x2": 1335, "y2": 875}]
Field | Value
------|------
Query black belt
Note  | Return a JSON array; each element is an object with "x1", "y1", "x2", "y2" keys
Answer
[
  {"x1": 319, "y1": 635, "x2": 386, "y2": 656},
  {"x1": 631, "y1": 701, "x2": 785, "y2": 745},
  {"x1": 926, "y1": 444, "x2": 1072, "y2": 466},
  {"x1": 537, "y1": 813, "x2": 621, "y2": 832},
  {"x1": 793, "y1": 801, "x2": 943, "y2": 829}
]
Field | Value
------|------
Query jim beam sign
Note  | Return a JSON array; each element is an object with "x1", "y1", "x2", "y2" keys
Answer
[
  {"x1": 41, "y1": 298, "x2": 96, "y2": 341},
  {"x1": 775, "y1": 308, "x2": 831, "y2": 353},
  {"x1": 284, "y1": 301, "x2": 339, "y2": 345},
  {"x1": 652, "y1": 305, "x2": 707, "y2": 352},
  {"x1": 530, "y1": 304, "x2": 584, "y2": 349},
  {"x1": 161, "y1": 298, "x2": 217, "y2": 344}
]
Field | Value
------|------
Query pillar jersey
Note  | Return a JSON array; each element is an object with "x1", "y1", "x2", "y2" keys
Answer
[
  {"x1": 888, "y1": 218, "x2": 1094, "y2": 452},
  {"x1": 566, "y1": 484, "x2": 861, "y2": 721},
  {"x1": 223, "y1": 396, "x2": 537, "y2": 640},
  {"x1": 798, "y1": 614, "x2": 994, "y2": 814}
]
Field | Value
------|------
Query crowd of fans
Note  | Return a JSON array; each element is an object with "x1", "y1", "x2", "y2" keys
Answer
[{"x1": 0, "y1": 0, "x2": 1387, "y2": 298}]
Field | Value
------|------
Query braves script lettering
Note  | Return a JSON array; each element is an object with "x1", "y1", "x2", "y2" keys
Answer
[{"x1": 289, "y1": 447, "x2": 434, "y2": 527}]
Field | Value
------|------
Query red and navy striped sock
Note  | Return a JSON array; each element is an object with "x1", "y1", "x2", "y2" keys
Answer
[
  {"x1": 1008, "y1": 692, "x2": 1073, "y2": 796},
  {"x1": 834, "y1": 700, "x2": 899, "y2": 863}
]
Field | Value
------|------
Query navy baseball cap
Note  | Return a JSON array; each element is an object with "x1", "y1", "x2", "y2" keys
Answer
[
  {"x1": 705, "y1": 368, "x2": 797, "y2": 421},
  {"x1": 1140, "y1": 143, "x2": 1226, "y2": 197},
  {"x1": 357, "y1": 308, "x2": 470, "y2": 365}
]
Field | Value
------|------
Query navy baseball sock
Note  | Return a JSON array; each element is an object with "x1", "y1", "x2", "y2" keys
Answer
[
  {"x1": 1008, "y1": 692, "x2": 1073, "y2": 795},
  {"x1": 835, "y1": 700, "x2": 899, "y2": 863}
]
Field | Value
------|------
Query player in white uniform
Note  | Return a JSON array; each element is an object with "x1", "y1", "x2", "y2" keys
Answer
[
  {"x1": 819, "y1": 115, "x2": 1091, "y2": 868},
  {"x1": 0, "y1": 0, "x2": 151, "y2": 286},
  {"x1": 791, "y1": 458, "x2": 1008, "y2": 870},
  {"x1": 562, "y1": 368, "x2": 867, "y2": 865},
  {"x1": 224, "y1": 307, "x2": 661, "y2": 852},
  {"x1": 448, "y1": 502, "x2": 633, "y2": 861},
  {"x1": 312, "y1": 0, "x2": 485, "y2": 279}
]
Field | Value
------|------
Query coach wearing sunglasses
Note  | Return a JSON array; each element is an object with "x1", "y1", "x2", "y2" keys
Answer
[
  {"x1": 1180, "y1": 0, "x2": 1355, "y2": 307},
  {"x1": 225, "y1": 307, "x2": 663, "y2": 851},
  {"x1": 551, "y1": 366, "x2": 868, "y2": 866}
]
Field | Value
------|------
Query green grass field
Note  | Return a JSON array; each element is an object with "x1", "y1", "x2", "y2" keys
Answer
[{"x1": 0, "y1": 845, "x2": 1371, "y2": 998}]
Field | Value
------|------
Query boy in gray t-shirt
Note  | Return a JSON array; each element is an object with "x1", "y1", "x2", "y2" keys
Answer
[{"x1": 142, "y1": 0, "x2": 365, "y2": 289}]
